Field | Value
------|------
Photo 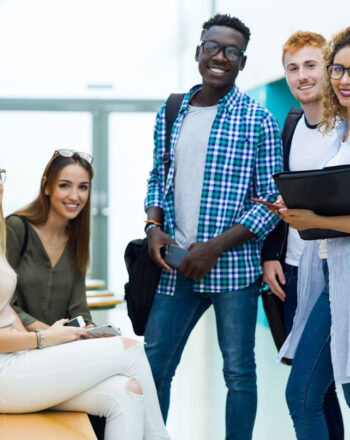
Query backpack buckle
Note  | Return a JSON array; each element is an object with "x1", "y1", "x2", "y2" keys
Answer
[{"x1": 163, "y1": 152, "x2": 170, "y2": 164}]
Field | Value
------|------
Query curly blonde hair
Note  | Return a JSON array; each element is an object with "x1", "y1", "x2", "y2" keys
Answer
[{"x1": 320, "y1": 27, "x2": 350, "y2": 133}]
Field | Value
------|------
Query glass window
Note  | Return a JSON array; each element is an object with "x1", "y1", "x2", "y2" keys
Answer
[
  {"x1": 0, "y1": 111, "x2": 91, "y2": 215},
  {"x1": 108, "y1": 112, "x2": 156, "y2": 294},
  {"x1": 0, "y1": 0, "x2": 211, "y2": 99}
]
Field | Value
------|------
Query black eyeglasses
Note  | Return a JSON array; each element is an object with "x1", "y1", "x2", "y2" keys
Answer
[
  {"x1": 0, "y1": 169, "x2": 6, "y2": 183},
  {"x1": 327, "y1": 64, "x2": 350, "y2": 80},
  {"x1": 53, "y1": 149, "x2": 93, "y2": 164},
  {"x1": 200, "y1": 40, "x2": 245, "y2": 61}
]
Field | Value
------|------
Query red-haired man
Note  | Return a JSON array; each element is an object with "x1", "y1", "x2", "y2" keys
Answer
[{"x1": 262, "y1": 31, "x2": 343, "y2": 439}]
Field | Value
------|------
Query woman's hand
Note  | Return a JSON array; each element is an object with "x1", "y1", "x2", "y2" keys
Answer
[
  {"x1": 266, "y1": 195, "x2": 286, "y2": 215},
  {"x1": 44, "y1": 319, "x2": 88, "y2": 347},
  {"x1": 278, "y1": 208, "x2": 320, "y2": 230}
]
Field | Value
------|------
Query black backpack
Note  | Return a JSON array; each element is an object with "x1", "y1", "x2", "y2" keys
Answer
[
  {"x1": 261, "y1": 107, "x2": 303, "y2": 366},
  {"x1": 124, "y1": 93, "x2": 185, "y2": 336}
]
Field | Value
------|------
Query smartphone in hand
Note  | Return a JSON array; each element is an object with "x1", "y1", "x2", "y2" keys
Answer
[
  {"x1": 251, "y1": 197, "x2": 280, "y2": 209},
  {"x1": 86, "y1": 324, "x2": 122, "y2": 336},
  {"x1": 166, "y1": 245, "x2": 189, "y2": 268},
  {"x1": 64, "y1": 315, "x2": 85, "y2": 327}
]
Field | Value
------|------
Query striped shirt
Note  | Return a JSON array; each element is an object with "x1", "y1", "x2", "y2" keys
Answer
[{"x1": 145, "y1": 84, "x2": 282, "y2": 295}]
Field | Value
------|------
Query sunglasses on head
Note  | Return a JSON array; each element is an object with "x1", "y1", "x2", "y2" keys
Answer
[
  {"x1": 200, "y1": 40, "x2": 245, "y2": 61},
  {"x1": 0, "y1": 169, "x2": 6, "y2": 183},
  {"x1": 53, "y1": 149, "x2": 94, "y2": 164}
]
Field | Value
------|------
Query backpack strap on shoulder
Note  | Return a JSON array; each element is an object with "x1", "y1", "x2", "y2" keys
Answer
[
  {"x1": 163, "y1": 93, "x2": 186, "y2": 186},
  {"x1": 7, "y1": 214, "x2": 29, "y2": 258},
  {"x1": 281, "y1": 107, "x2": 303, "y2": 146}
]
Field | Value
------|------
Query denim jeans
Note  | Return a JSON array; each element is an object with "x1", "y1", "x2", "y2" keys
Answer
[
  {"x1": 286, "y1": 260, "x2": 350, "y2": 440},
  {"x1": 144, "y1": 272, "x2": 260, "y2": 440}
]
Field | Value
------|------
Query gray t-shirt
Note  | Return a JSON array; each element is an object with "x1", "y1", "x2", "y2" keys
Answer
[{"x1": 174, "y1": 104, "x2": 218, "y2": 248}]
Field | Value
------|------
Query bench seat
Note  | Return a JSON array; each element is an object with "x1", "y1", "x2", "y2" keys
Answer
[
  {"x1": 0, "y1": 411, "x2": 97, "y2": 440},
  {"x1": 87, "y1": 292, "x2": 123, "y2": 309}
]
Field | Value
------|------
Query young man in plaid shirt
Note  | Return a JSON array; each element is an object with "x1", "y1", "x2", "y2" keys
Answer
[{"x1": 144, "y1": 13, "x2": 282, "y2": 439}]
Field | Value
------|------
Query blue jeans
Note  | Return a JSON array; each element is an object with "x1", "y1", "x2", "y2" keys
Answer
[
  {"x1": 144, "y1": 272, "x2": 260, "y2": 440},
  {"x1": 284, "y1": 262, "x2": 343, "y2": 439},
  {"x1": 286, "y1": 260, "x2": 350, "y2": 440}
]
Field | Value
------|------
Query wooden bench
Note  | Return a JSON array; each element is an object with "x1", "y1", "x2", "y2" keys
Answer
[
  {"x1": 87, "y1": 290, "x2": 123, "y2": 310},
  {"x1": 86, "y1": 279, "x2": 106, "y2": 290},
  {"x1": 0, "y1": 411, "x2": 97, "y2": 440}
]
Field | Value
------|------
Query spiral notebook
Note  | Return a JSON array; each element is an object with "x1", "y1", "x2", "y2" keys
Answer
[{"x1": 273, "y1": 164, "x2": 350, "y2": 240}]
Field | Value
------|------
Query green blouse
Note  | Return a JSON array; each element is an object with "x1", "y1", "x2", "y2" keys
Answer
[{"x1": 6, "y1": 215, "x2": 93, "y2": 327}]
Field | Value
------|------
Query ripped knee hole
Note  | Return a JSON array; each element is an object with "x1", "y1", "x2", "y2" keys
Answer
[
  {"x1": 125, "y1": 379, "x2": 143, "y2": 395},
  {"x1": 121, "y1": 337, "x2": 140, "y2": 351}
]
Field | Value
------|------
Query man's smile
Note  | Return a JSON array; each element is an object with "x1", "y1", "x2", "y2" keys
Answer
[
  {"x1": 298, "y1": 84, "x2": 315, "y2": 90},
  {"x1": 208, "y1": 65, "x2": 228, "y2": 74}
]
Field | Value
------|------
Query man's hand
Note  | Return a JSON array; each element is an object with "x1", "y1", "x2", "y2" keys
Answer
[
  {"x1": 147, "y1": 227, "x2": 176, "y2": 271},
  {"x1": 262, "y1": 260, "x2": 286, "y2": 301},
  {"x1": 178, "y1": 240, "x2": 221, "y2": 279}
]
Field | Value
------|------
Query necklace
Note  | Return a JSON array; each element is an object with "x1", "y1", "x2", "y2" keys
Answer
[
  {"x1": 36, "y1": 227, "x2": 66, "y2": 251},
  {"x1": 46, "y1": 237, "x2": 59, "y2": 250}
]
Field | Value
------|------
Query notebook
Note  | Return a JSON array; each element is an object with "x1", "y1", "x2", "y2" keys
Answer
[{"x1": 273, "y1": 164, "x2": 350, "y2": 240}]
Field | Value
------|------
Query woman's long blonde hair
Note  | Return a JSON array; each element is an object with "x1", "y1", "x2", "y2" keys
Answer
[{"x1": 320, "y1": 27, "x2": 350, "y2": 133}]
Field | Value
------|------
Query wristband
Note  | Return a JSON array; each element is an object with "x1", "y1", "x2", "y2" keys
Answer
[
  {"x1": 35, "y1": 329, "x2": 46, "y2": 349},
  {"x1": 145, "y1": 223, "x2": 159, "y2": 234},
  {"x1": 34, "y1": 330, "x2": 39, "y2": 349},
  {"x1": 144, "y1": 219, "x2": 161, "y2": 227}
]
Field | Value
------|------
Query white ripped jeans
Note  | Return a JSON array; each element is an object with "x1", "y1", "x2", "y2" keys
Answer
[{"x1": 0, "y1": 336, "x2": 170, "y2": 440}]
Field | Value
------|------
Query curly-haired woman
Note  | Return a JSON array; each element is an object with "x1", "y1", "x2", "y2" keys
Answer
[{"x1": 277, "y1": 28, "x2": 350, "y2": 439}]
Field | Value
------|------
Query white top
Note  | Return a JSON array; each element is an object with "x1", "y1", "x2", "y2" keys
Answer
[
  {"x1": 174, "y1": 103, "x2": 218, "y2": 248},
  {"x1": 278, "y1": 120, "x2": 350, "y2": 384},
  {"x1": 318, "y1": 140, "x2": 350, "y2": 259},
  {"x1": 285, "y1": 115, "x2": 337, "y2": 266},
  {"x1": 0, "y1": 255, "x2": 16, "y2": 331}
]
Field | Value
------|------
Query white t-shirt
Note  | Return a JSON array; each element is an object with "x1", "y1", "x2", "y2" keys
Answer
[
  {"x1": 174, "y1": 103, "x2": 218, "y2": 249},
  {"x1": 285, "y1": 115, "x2": 337, "y2": 267}
]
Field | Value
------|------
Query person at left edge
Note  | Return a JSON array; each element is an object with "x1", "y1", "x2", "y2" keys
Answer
[{"x1": 144, "y1": 13, "x2": 282, "y2": 440}]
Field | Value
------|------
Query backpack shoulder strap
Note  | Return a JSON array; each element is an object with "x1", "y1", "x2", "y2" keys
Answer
[
  {"x1": 163, "y1": 93, "x2": 186, "y2": 185},
  {"x1": 281, "y1": 107, "x2": 303, "y2": 146},
  {"x1": 7, "y1": 214, "x2": 29, "y2": 258}
]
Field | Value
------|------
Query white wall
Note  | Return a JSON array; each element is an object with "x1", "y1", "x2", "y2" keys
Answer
[
  {"x1": 0, "y1": 0, "x2": 211, "y2": 99},
  {"x1": 0, "y1": 0, "x2": 349, "y2": 99},
  {"x1": 216, "y1": 0, "x2": 350, "y2": 91}
]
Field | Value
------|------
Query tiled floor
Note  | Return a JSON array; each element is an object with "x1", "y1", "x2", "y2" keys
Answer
[{"x1": 94, "y1": 301, "x2": 350, "y2": 440}]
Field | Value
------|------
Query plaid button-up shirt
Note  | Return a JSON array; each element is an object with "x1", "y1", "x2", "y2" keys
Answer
[{"x1": 145, "y1": 84, "x2": 282, "y2": 295}]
